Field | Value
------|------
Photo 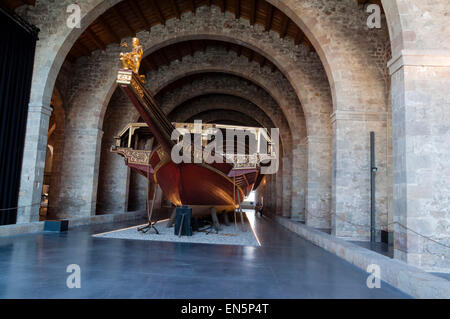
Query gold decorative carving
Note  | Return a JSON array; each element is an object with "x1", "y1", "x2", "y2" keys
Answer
[
  {"x1": 119, "y1": 37, "x2": 146, "y2": 83},
  {"x1": 111, "y1": 147, "x2": 151, "y2": 166},
  {"x1": 156, "y1": 148, "x2": 168, "y2": 161},
  {"x1": 130, "y1": 77, "x2": 145, "y2": 98}
]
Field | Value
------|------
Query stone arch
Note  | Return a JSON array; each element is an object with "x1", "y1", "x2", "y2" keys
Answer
[
  {"x1": 160, "y1": 75, "x2": 300, "y2": 217},
  {"x1": 61, "y1": 8, "x2": 333, "y2": 140},
  {"x1": 16, "y1": 0, "x2": 122, "y2": 108},
  {"x1": 168, "y1": 93, "x2": 296, "y2": 215},
  {"x1": 146, "y1": 49, "x2": 315, "y2": 221},
  {"x1": 169, "y1": 95, "x2": 275, "y2": 131},
  {"x1": 30, "y1": 4, "x2": 333, "y2": 225},
  {"x1": 157, "y1": 73, "x2": 292, "y2": 151},
  {"x1": 185, "y1": 110, "x2": 260, "y2": 128}
]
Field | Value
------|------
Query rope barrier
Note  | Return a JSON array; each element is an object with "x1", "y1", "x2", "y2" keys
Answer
[{"x1": 303, "y1": 208, "x2": 450, "y2": 249}]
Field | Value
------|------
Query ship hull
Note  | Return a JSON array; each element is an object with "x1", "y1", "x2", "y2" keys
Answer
[{"x1": 116, "y1": 70, "x2": 259, "y2": 210}]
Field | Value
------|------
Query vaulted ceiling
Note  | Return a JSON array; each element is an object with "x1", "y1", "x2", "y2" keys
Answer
[
  {"x1": 2, "y1": 0, "x2": 385, "y2": 72},
  {"x1": 68, "y1": 0, "x2": 314, "y2": 62},
  {"x1": 155, "y1": 72, "x2": 256, "y2": 99},
  {"x1": 142, "y1": 40, "x2": 277, "y2": 75}
]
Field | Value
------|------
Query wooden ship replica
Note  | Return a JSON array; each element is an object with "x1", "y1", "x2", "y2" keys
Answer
[{"x1": 111, "y1": 38, "x2": 276, "y2": 230}]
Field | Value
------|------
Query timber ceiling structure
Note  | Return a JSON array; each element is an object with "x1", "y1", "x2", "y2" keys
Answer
[
  {"x1": 1, "y1": 0, "x2": 384, "y2": 75},
  {"x1": 68, "y1": 0, "x2": 314, "y2": 62}
]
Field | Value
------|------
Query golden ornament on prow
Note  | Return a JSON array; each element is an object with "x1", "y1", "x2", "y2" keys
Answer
[{"x1": 120, "y1": 37, "x2": 146, "y2": 83}]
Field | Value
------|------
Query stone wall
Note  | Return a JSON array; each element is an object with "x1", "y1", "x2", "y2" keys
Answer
[{"x1": 13, "y1": 0, "x2": 450, "y2": 272}]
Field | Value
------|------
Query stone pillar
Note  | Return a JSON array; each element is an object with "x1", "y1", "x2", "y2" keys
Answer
[
  {"x1": 276, "y1": 159, "x2": 284, "y2": 216},
  {"x1": 47, "y1": 128, "x2": 65, "y2": 219},
  {"x1": 17, "y1": 104, "x2": 52, "y2": 223},
  {"x1": 305, "y1": 136, "x2": 332, "y2": 229},
  {"x1": 389, "y1": 50, "x2": 450, "y2": 271},
  {"x1": 281, "y1": 155, "x2": 293, "y2": 218},
  {"x1": 331, "y1": 111, "x2": 388, "y2": 240},
  {"x1": 96, "y1": 141, "x2": 130, "y2": 213},
  {"x1": 128, "y1": 169, "x2": 148, "y2": 211},
  {"x1": 51, "y1": 128, "x2": 103, "y2": 219},
  {"x1": 266, "y1": 175, "x2": 274, "y2": 212},
  {"x1": 290, "y1": 142, "x2": 306, "y2": 221}
]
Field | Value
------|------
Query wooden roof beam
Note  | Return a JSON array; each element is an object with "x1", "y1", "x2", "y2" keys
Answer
[
  {"x1": 86, "y1": 28, "x2": 106, "y2": 50},
  {"x1": 77, "y1": 42, "x2": 91, "y2": 57},
  {"x1": 170, "y1": 0, "x2": 180, "y2": 19},
  {"x1": 191, "y1": 0, "x2": 196, "y2": 15},
  {"x1": 128, "y1": 0, "x2": 151, "y2": 30},
  {"x1": 98, "y1": 16, "x2": 121, "y2": 43},
  {"x1": 264, "y1": 3, "x2": 273, "y2": 31},
  {"x1": 280, "y1": 16, "x2": 289, "y2": 38},
  {"x1": 249, "y1": 0, "x2": 256, "y2": 25},
  {"x1": 149, "y1": 0, "x2": 165, "y2": 25},
  {"x1": 235, "y1": 0, "x2": 240, "y2": 19},
  {"x1": 112, "y1": 7, "x2": 135, "y2": 35}
]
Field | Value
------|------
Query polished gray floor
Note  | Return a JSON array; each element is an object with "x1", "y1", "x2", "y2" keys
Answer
[{"x1": 0, "y1": 215, "x2": 411, "y2": 299}]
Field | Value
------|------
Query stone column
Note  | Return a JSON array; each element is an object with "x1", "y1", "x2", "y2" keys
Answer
[
  {"x1": 51, "y1": 128, "x2": 104, "y2": 219},
  {"x1": 281, "y1": 155, "x2": 293, "y2": 218},
  {"x1": 47, "y1": 128, "x2": 65, "y2": 219},
  {"x1": 331, "y1": 111, "x2": 388, "y2": 240},
  {"x1": 276, "y1": 159, "x2": 284, "y2": 216},
  {"x1": 305, "y1": 136, "x2": 332, "y2": 229},
  {"x1": 266, "y1": 175, "x2": 275, "y2": 212},
  {"x1": 96, "y1": 141, "x2": 130, "y2": 213},
  {"x1": 389, "y1": 50, "x2": 450, "y2": 271},
  {"x1": 290, "y1": 142, "x2": 306, "y2": 221},
  {"x1": 17, "y1": 104, "x2": 52, "y2": 223}
]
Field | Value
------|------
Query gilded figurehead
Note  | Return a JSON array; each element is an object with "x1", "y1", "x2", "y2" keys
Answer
[{"x1": 120, "y1": 37, "x2": 145, "y2": 82}]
